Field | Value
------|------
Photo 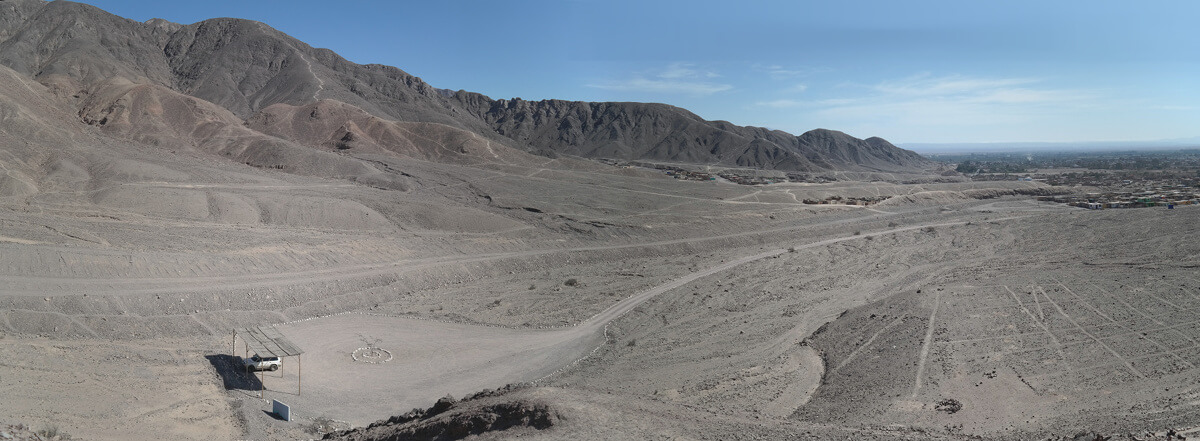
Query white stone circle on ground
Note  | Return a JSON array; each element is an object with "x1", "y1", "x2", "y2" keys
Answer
[{"x1": 351, "y1": 346, "x2": 394, "y2": 363}]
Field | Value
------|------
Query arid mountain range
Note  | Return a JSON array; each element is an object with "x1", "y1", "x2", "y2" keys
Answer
[{"x1": 0, "y1": 0, "x2": 929, "y2": 175}]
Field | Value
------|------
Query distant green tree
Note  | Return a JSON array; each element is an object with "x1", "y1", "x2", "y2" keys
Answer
[{"x1": 956, "y1": 161, "x2": 979, "y2": 173}]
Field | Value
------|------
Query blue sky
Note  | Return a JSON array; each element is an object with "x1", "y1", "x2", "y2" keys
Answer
[{"x1": 78, "y1": 0, "x2": 1200, "y2": 144}]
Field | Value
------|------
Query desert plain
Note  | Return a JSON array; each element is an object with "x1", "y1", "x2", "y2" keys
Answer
[{"x1": 3, "y1": 146, "x2": 1197, "y2": 440}]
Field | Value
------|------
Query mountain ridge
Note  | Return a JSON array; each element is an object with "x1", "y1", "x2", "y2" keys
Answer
[{"x1": 0, "y1": 0, "x2": 932, "y2": 173}]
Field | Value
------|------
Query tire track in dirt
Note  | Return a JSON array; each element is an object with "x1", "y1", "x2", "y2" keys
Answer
[
  {"x1": 1084, "y1": 279, "x2": 1200, "y2": 349},
  {"x1": 1054, "y1": 280, "x2": 1195, "y2": 369},
  {"x1": 0, "y1": 210, "x2": 931, "y2": 296},
  {"x1": 1036, "y1": 284, "x2": 1146, "y2": 379},
  {"x1": 577, "y1": 218, "x2": 990, "y2": 331},
  {"x1": 834, "y1": 314, "x2": 906, "y2": 372},
  {"x1": 118, "y1": 216, "x2": 1005, "y2": 427},
  {"x1": 911, "y1": 289, "x2": 941, "y2": 398},
  {"x1": 528, "y1": 218, "x2": 997, "y2": 422},
  {"x1": 1004, "y1": 285, "x2": 1070, "y2": 372}
]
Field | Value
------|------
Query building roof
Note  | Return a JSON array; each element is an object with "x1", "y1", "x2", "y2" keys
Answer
[{"x1": 239, "y1": 326, "x2": 303, "y2": 358}]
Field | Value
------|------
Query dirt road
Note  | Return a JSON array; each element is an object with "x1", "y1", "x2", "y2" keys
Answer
[{"x1": 270, "y1": 219, "x2": 982, "y2": 426}]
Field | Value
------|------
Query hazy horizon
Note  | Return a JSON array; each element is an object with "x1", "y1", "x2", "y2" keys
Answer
[{"x1": 903, "y1": 136, "x2": 1200, "y2": 154}]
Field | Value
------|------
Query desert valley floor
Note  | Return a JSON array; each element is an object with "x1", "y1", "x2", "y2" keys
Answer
[{"x1": 2, "y1": 149, "x2": 1198, "y2": 440}]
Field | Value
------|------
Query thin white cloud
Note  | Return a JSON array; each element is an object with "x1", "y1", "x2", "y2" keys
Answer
[
  {"x1": 590, "y1": 78, "x2": 733, "y2": 95},
  {"x1": 783, "y1": 83, "x2": 808, "y2": 93},
  {"x1": 859, "y1": 73, "x2": 1095, "y2": 105},
  {"x1": 873, "y1": 73, "x2": 1039, "y2": 96},
  {"x1": 658, "y1": 63, "x2": 696, "y2": 79},
  {"x1": 964, "y1": 88, "x2": 1086, "y2": 104},
  {"x1": 814, "y1": 98, "x2": 1031, "y2": 127},
  {"x1": 756, "y1": 99, "x2": 803, "y2": 108},
  {"x1": 752, "y1": 83, "x2": 808, "y2": 109},
  {"x1": 785, "y1": 73, "x2": 1104, "y2": 142},
  {"x1": 589, "y1": 63, "x2": 731, "y2": 95},
  {"x1": 658, "y1": 62, "x2": 720, "y2": 80},
  {"x1": 813, "y1": 74, "x2": 1094, "y2": 121},
  {"x1": 1155, "y1": 105, "x2": 1199, "y2": 111},
  {"x1": 752, "y1": 64, "x2": 830, "y2": 80},
  {"x1": 815, "y1": 98, "x2": 856, "y2": 106}
]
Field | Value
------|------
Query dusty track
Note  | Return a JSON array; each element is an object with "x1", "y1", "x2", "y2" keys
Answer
[
  {"x1": 269, "y1": 218, "x2": 987, "y2": 425},
  {"x1": 0, "y1": 206, "x2": 924, "y2": 296}
]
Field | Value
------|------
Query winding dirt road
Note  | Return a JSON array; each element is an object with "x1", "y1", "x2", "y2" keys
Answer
[
  {"x1": 0, "y1": 204, "x2": 948, "y2": 297},
  {"x1": 270, "y1": 219, "x2": 984, "y2": 426}
]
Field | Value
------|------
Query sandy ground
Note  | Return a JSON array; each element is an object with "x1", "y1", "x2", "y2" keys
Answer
[
  {"x1": 1, "y1": 31, "x2": 1193, "y2": 439},
  {"x1": 0, "y1": 337, "x2": 239, "y2": 440},
  {"x1": 262, "y1": 222, "x2": 960, "y2": 426},
  {"x1": 2, "y1": 136, "x2": 1196, "y2": 440}
]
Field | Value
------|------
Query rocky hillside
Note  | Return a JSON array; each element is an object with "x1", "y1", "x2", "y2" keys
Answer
[
  {"x1": 0, "y1": 0, "x2": 931, "y2": 173},
  {"x1": 450, "y1": 95, "x2": 930, "y2": 172}
]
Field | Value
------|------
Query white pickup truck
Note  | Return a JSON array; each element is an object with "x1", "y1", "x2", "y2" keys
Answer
[{"x1": 242, "y1": 354, "x2": 282, "y2": 372}]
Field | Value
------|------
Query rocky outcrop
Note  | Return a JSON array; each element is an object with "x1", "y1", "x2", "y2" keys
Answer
[
  {"x1": 327, "y1": 388, "x2": 561, "y2": 441},
  {"x1": 451, "y1": 95, "x2": 932, "y2": 172}
]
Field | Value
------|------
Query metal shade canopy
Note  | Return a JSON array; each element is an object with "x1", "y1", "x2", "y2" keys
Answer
[
  {"x1": 233, "y1": 325, "x2": 305, "y2": 397},
  {"x1": 238, "y1": 326, "x2": 303, "y2": 358}
]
